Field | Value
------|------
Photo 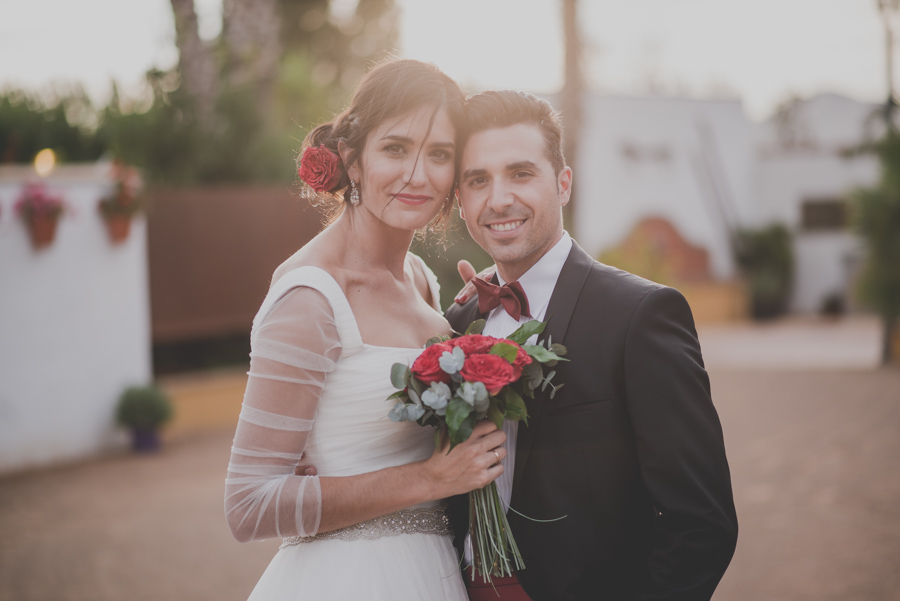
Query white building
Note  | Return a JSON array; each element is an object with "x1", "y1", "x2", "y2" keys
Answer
[
  {"x1": 570, "y1": 92, "x2": 881, "y2": 313},
  {"x1": 0, "y1": 163, "x2": 152, "y2": 474}
]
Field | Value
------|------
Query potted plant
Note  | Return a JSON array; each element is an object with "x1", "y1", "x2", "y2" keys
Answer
[
  {"x1": 115, "y1": 385, "x2": 174, "y2": 452},
  {"x1": 14, "y1": 182, "x2": 65, "y2": 249},
  {"x1": 98, "y1": 162, "x2": 143, "y2": 243}
]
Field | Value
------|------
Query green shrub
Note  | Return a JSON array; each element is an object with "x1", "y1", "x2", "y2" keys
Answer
[
  {"x1": 735, "y1": 224, "x2": 794, "y2": 319},
  {"x1": 115, "y1": 385, "x2": 173, "y2": 430}
]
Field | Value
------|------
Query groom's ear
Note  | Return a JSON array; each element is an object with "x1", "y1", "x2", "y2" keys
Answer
[{"x1": 458, "y1": 201, "x2": 466, "y2": 221}]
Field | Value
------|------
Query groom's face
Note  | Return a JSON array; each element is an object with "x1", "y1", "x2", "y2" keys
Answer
[{"x1": 458, "y1": 123, "x2": 572, "y2": 281}]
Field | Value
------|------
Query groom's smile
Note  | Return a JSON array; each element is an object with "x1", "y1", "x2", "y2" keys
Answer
[{"x1": 459, "y1": 122, "x2": 572, "y2": 282}]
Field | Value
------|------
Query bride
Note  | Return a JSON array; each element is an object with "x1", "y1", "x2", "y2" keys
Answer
[{"x1": 224, "y1": 59, "x2": 507, "y2": 600}]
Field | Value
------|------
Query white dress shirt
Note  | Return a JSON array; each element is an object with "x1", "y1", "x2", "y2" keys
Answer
[{"x1": 464, "y1": 230, "x2": 573, "y2": 563}]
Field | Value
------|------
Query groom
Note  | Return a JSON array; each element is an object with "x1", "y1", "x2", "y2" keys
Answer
[{"x1": 446, "y1": 90, "x2": 738, "y2": 600}]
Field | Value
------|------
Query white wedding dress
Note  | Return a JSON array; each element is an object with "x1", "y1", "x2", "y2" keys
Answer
[{"x1": 225, "y1": 259, "x2": 467, "y2": 601}]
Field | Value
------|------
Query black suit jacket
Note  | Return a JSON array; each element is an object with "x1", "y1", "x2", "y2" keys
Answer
[{"x1": 445, "y1": 240, "x2": 738, "y2": 601}]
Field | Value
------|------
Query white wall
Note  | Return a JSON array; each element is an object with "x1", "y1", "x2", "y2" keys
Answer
[
  {"x1": 754, "y1": 97, "x2": 880, "y2": 313},
  {"x1": 572, "y1": 94, "x2": 756, "y2": 280},
  {"x1": 0, "y1": 164, "x2": 152, "y2": 474}
]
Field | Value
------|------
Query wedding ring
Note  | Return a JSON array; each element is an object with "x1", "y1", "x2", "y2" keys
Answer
[{"x1": 492, "y1": 450, "x2": 501, "y2": 464}]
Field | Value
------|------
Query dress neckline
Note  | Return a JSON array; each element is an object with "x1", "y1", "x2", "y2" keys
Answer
[{"x1": 285, "y1": 265, "x2": 438, "y2": 353}]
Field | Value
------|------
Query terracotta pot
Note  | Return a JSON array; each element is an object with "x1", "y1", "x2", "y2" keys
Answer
[
  {"x1": 27, "y1": 214, "x2": 59, "y2": 249},
  {"x1": 104, "y1": 215, "x2": 132, "y2": 243}
]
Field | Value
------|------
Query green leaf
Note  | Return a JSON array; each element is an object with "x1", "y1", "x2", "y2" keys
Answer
[
  {"x1": 541, "y1": 371, "x2": 557, "y2": 391},
  {"x1": 487, "y1": 404, "x2": 505, "y2": 429},
  {"x1": 465, "y1": 319, "x2": 486, "y2": 335},
  {"x1": 507, "y1": 319, "x2": 546, "y2": 345},
  {"x1": 549, "y1": 342, "x2": 568, "y2": 357},
  {"x1": 522, "y1": 361, "x2": 543, "y2": 390},
  {"x1": 449, "y1": 414, "x2": 476, "y2": 448},
  {"x1": 409, "y1": 375, "x2": 426, "y2": 397},
  {"x1": 446, "y1": 398, "x2": 472, "y2": 431},
  {"x1": 424, "y1": 336, "x2": 446, "y2": 348},
  {"x1": 489, "y1": 342, "x2": 519, "y2": 363},
  {"x1": 386, "y1": 389, "x2": 407, "y2": 401},
  {"x1": 502, "y1": 388, "x2": 528, "y2": 423},
  {"x1": 390, "y1": 363, "x2": 410, "y2": 389},
  {"x1": 522, "y1": 344, "x2": 564, "y2": 363}
]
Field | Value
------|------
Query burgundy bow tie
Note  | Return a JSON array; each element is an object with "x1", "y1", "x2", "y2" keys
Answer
[{"x1": 472, "y1": 277, "x2": 531, "y2": 321}]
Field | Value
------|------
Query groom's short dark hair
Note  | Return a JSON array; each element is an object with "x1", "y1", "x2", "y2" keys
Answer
[{"x1": 464, "y1": 90, "x2": 566, "y2": 175}]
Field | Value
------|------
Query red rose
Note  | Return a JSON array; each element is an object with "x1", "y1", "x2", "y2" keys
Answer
[
  {"x1": 298, "y1": 145, "x2": 342, "y2": 192},
  {"x1": 447, "y1": 334, "x2": 501, "y2": 356},
  {"x1": 460, "y1": 354, "x2": 516, "y2": 395},
  {"x1": 411, "y1": 342, "x2": 453, "y2": 385}
]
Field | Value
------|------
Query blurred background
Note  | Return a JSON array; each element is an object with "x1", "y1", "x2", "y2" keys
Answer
[{"x1": 1, "y1": 1, "x2": 898, "y2": 600}]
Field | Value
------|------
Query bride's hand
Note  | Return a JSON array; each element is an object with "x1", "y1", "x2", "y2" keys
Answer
[
  {"x1": 422, "y1": 420, "x2": 507, "y2": 498},
  {"x1": 453, "y1": 260, "x2": 497, "y2": 305}
]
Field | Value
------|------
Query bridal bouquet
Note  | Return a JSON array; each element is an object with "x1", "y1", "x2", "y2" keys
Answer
[{"x1": 387, "y1": 319, "x2": 566, "y2": 582}]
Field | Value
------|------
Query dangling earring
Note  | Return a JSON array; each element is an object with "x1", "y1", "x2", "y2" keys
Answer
[{"x1": 350, "y1": 180, "x2": 360, "y2": 206}]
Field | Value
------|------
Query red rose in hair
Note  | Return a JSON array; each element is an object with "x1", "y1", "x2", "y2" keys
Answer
[
  {"x1": 411, "y1": 342, "x2": 452, "y2": 385},
  {"x1": 447, "y1": 334, "x2": 500, "y2": 356},
  {"x1": 298, "y1": 145, "x2": 342, "y2": 192},
  {"x1": 460, "y1": 354, "x2": 516, "y2": 395}
]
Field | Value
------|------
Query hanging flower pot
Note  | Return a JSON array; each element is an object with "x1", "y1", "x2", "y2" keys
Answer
[
  {"x1": 27, "y1": 212, "x2": 60, "y2": 248},
  {"x1": 98, "y1": 162, "x2": 144, "y2": 244},
  {"x1": 15, "y1": 182, "x2": 65, "y2": 251},
  {"x1": 103, "y1": 214, "x2": 132, "y2": 244}
]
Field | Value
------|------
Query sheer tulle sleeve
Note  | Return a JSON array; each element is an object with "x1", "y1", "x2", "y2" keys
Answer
[{"x1": 225, "y1": 286, "x2": 342, "y2": 542}]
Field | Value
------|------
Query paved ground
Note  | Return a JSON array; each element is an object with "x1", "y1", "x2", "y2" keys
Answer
[{"x1": 1, "y1": 317, "x2": 899, "y2": 601}]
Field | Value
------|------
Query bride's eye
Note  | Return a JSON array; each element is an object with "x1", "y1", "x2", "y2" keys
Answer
[
  {"x1": 383, "y1": 144, "x2": 405, "y2": 155},
  {"x1": 430, "y1": 149, "x2": 453, "y2": 161}
]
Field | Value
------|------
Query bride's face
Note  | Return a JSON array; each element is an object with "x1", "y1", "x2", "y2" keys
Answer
[{"x1": 348, "y1": 105, "x2": 456, "y2": 232}]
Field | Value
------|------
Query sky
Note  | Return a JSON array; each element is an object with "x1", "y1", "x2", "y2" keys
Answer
[{"x1": 0, "y1": 0, "x2": 892, "y2": 121}]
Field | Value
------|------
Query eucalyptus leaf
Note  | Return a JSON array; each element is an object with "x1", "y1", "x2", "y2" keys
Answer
[
  {"x1": 489, "y1": 342, "x2": 519, "y2": 363},
  {"x1": 408, "y1": 386, "x2": 422, "y2": 406},
  {"x1": 446, "y1": 398, "x2": 472, "y2": 431},
  {"x1": 388, "y1": 402, "x2": 408, "y2": 422},
  {"x1": 465, "y1": 319, "x2": 486, "y2": 335},
  {"x1": 449, "y1": 414, "x2": 476, "y2": 448},
  {"x1": 523, "y1": 361, "x2": 543, "y2": 390},
  {"x1": 507, "y1": 319, "x2": 546, "y2": 345},
  {"x1": 409, "y1": 375, "x2": 426, "y2": 397},
  {"x1": 390, "y1": 363, "x2": 410, "y2": 390},
  {"x1": 549, "y1": 342, "x2": 568, "y2": 357},
  {"x1": 541, "y1": 371, "x2": 556, "y2": 391}
]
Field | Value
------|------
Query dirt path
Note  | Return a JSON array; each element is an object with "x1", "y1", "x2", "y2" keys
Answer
[{"x1": 2, "y1": 366, "x2": 899, "y2": 601}]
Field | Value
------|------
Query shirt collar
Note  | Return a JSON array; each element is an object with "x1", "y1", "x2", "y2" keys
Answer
[{"x1": 497, "y1": 231, "x2": 572, "y2": 320}]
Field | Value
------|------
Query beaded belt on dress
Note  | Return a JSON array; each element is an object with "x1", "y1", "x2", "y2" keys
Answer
[{"x1": 281, "y1": 505, "x2": 451, "y2": 546}]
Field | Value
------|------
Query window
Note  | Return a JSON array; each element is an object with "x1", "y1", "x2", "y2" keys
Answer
[{"x1": 801, "y1": 198, "x2": 848, "y2": 231}]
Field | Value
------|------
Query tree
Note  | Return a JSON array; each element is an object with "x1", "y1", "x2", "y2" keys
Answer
[
  {"x1": 851, "y1": 1, "x2": 900, "y2": 363},
  {"x1": 169, "y1": 0, "x2": 219, "y2": 132},
  {"x1": 851, "y1": 131, "x2": 900, "y2": 364},
  {"x1": 560, "y1": 0, "x2": 583, "y2": 226}
]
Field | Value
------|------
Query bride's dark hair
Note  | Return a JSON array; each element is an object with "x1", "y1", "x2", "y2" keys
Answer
[{"x1": 299, "y1": 59, "x2": 465, "y2": 236}]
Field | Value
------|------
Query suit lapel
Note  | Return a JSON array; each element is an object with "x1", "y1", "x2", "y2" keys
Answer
[{"x1": 512, "y1": 240, "x2": 595, "y2": 489}]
